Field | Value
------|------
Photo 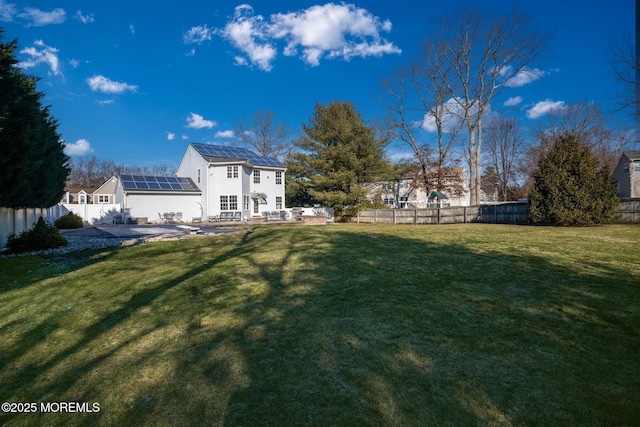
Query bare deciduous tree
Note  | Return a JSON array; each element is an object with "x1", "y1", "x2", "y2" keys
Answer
[
  {"x1": 430, "y1": 6, "x2": 550, "y2": 204},
  {"x1": 235, "y1": 110, "x2": 289, "y2": 159},
  {"x1": 484, "y1": 117, "x2": 524, "y2": 201},
  {"x1": 610, "y1": 32, "x2": 639, "y2": 123},
  {"x1": 381, "y1": 41, "x2": 464, "y2": 203}
]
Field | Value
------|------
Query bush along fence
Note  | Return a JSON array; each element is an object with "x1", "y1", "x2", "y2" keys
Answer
[
  {"x1": 0, "y1": 205, "x2": 67, "y2": 250},
  {"x1": 355, "y1": 200, "x2": 640, "y2": 225}
]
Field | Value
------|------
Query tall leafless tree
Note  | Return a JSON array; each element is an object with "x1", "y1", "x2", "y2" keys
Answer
[
  {"x1": 484, "y1": 117, "x2": 524, "y2": 201},
  {"x1": 610, "y1": 32, "x2": 639, "y2": 124},
  {"x1": 381, "y1": 41, "x2": 465, "y2": 204},
  {"x1": 235, "y1": 110, "x2": 289, "y2": 159},
  {"x1": 429, "y1": 6, "x2": 550, "y2": 204}
]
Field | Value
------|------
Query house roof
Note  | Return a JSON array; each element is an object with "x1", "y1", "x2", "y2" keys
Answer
[
  {"x1": 65, "y1": 186, "x2": 99, "y2": 194},
  {"x1": 119, "y1": 175, "x2": 201, "y2": 193},
  {"x1": 190, "y1": 142, "x2": 285, "y2": 168},
  {"x1": 624, "y1": 151, "x2": 640, "y2": 160}
]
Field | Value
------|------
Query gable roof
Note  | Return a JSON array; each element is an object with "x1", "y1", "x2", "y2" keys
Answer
[
  {"x1": 65, "y1": 186, "x2": 99, "y2": 195},
  {"x1": 119, "y1": 175, "x2": 200, "y2": 193},
  {"x1": 190, "y1": 142, "x2": 285, "y2": 168},
  {"x1": 624, "y1": 151, "x2": 640, "y2": 160}
]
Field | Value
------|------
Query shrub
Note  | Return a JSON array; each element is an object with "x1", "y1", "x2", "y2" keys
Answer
[
  {"x1": 5, "y1": 217, "x2": 68, "y2": 254},
  {"x1": 527, "y1": 132, "x2": 618, "y2": 226},
  {"x1": 55, "y1": 212, "x2": 84, "y2": 229}
]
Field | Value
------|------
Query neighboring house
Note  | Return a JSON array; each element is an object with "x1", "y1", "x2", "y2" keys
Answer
[
  {"x1": 93, "y1": 176, "x2": 118, "y2": 204},
  {"x1": 366, "y1": 168, "x2": 470, "y2": 208},
  {"x1": 614, "y1": 151, "x2": 640, "y2": 198},
  {"x1": 115, "y1": 175, "x2": 202, "y2": 223},
  {"x1": 61, "y1": 177, "x2": 121, "y2": 225},
  {"x1": 62, "y1": 176, "x2": 118, "y2": 205},
  {"x1": 176, "y1": 143, "x2": 286, "y2": 220},
  {"x1": 62, "y1": 186, "x2": 99, "y2": 205}
]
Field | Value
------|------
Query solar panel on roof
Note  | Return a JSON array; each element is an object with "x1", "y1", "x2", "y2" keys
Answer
[
  {"x1": 120, "y1": 175, "x2": 199, "y2": 192},
  {"x1": 191, "y1": 143, "x2": 284, "y2": 167}
]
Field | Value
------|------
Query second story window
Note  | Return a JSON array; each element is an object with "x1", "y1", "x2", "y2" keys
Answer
[
  {"x1": 276, "y1": 171, "x2": 282, "y2": 185},
  {"x1": 254, "y1": 169, "x2": 261, "y2": 184},
  {"x1": 227, "y1": 165, "x2": 238, "y2": 178}
]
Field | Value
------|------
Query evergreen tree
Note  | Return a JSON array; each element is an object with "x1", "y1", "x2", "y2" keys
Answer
[
  {"x1": 287, "y1": 101, "x2": 389, "y2": 218},
  {"x1": 0, "y1": 30, "x2": 69, "y2": 208},
  {"x1": 528, "y1": 132, "x2": 618, "y2": 226}
]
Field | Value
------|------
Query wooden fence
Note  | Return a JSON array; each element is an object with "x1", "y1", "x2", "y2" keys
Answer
[{"x1": 356, "y1": 200, "x2": 640, "y2": 225}]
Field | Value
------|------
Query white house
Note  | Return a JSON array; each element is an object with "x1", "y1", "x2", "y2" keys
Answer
[
  {"x1": 614, "y1": 151, "x2": 640, "y2": 198},
  {"x1": 177, "y1": 143, "x2": 286, "y2": 220},
  {"x1": 366, "y1": 168, "x2": 470, "y2": 208},
  {"x1": 115, "y1": 175, "x2": 202, "y2": 223}
]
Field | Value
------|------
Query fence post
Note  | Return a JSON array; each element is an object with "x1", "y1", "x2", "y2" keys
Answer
[
  {"x1": 393, "y1": 209, "x2": 396, "y2": 224},
  {"x1": 414, "y1": 209, "x2": 417, "y2": 225},
  {"x1": 464, "y1": 206, "x2": 467, "y2": 224},
  {"x1": 437, "y1": 208, "x2": 441, "y2": 225}
]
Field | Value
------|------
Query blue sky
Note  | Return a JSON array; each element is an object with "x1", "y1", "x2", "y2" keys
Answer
[{"x1": 0, "y1": 0, "x2": 635, "y2": 168}]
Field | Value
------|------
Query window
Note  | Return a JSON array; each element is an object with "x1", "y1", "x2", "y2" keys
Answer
[
  {"x1": 243, "y1": 195, "x2": 250, "y2": 210},
  {"x1": 97, "y1": 195, "x2": 110, "y2": 203},
  {"x1": 229, "y1": 195, "x2": 238, "y2": 210},
  {"x1": 254, "y1": 169, "x2": 261, "y2": 184},
  {"x1": 276, "y1": 171, "x2": 282, "y2": 185},
  {"x1": 221, "y1": 195, "x2": 238, "y2": 210},
  {"x1": 227, "y1": 166, "x2": 238, "y2": 178},
  {"x1": 254, "y1": 199, "x2": 259, "y2": 214},
  {"x1": 79, "y1": 194, "x2": 86, "y2": 204},
  {"x1": 197, "y1": 168, "x2": 201, "y2": 184},
  {"x1": 635, "y1": 163, "x2": 640, "y2": 172},
  {"x1": 383, "y1": 197, "x2": 394, "y2": 206},
  {"x1": 276, "y1": 196, "x2": 282, "y2": 210}
]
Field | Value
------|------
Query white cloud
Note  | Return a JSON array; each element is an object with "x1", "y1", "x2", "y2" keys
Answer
[
  {"x1": 181, "y1": 134, "x2": 189, "y2": 140},
  {"x1": 97, "y1": 99, "x2": 114, "y2": 105},
  {"x1": 18, "y1": 7, "x2": 65, "y2": 26},
  {"x1": 186, "y1": 113, "x2": 216, "y2": 129},
  {"x1": 420, "y1": 98, "x2": 465, "y2": 133},
  {"x1": 129, "y1": 24, "x2": 135, "y2": 34},
  {"x1": 504, "y1": 67, "x2": 546, "y2": 88},
  {"x1": 0, "y1": 0, "x2": 17, "y2": 22},
  {"x1": 167, "y1": 132, "x2": 176, "y2": 141},
  {"x1": 215, "y1": 3, "x2": 400, "y2": 71},
  {"x1": 87, "y1": 75, "x2": 138, "y2": 94},
  {"x1": 64, "y1": 138, "x2": 92, "y2": 156},
  {"x1": 75, "y1": 10, "x2": 93, "y2": 24},
  {"x1": 215, "y1": 130, "x2": 235, "y2": 138},
  {"x1": 270, "y1": 3, "x2": 400, "y2": 66},
  {"x1": 183, "y1": 25, "x2": 213, "y2": 45},
  {"x1": 19, "y1": 40, "x2": 62, "y2": 76},
  {"x1": 526, "y1": 99, "x2": 566, "y2": 119},
  {"x1": 217, "y1": 5, "x2": 277, "y2": 71},
  {"x1": 504, "y1": 96, "x2": 523, "y2": 107}
]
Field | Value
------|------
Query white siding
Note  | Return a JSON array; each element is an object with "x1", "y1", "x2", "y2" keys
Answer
[
  {"x1": 249, "y1": 167, "x2": 286, "y2": 213},
  {"x1": 177, "y1": 145, "x2": 209, "y2": 215},
  {"x1": 122, "y1": 193, "x2": 202, "y2": 223}
]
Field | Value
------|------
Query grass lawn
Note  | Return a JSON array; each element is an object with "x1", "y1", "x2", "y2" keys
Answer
[{"x1": 0, "y1": 223, "x2": 639, "y2": 426}]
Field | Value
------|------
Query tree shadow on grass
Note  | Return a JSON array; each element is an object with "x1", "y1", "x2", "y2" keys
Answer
[{"x1": 1, "y1": 225, "x2": 639, "y2": 426}]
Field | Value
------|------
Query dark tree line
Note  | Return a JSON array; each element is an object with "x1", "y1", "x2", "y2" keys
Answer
[{"x1": 0, "y1": 30, "x2": 69, "y2": 208}]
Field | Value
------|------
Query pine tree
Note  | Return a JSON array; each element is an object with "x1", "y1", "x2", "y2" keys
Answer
[
  {"x1": 0, "y1": 30, "x2": 69, "y2": 208},
  {"x1": 287, "y1": 101, "x2": 389, "y2": 219},
  {"x1": 528, "y1": 132, "x2": 618, "y2": 226}
]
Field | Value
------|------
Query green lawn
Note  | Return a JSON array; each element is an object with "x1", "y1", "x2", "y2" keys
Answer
[{"x1": 1, "y1": 223, "x2": 639, "y2": 426}]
